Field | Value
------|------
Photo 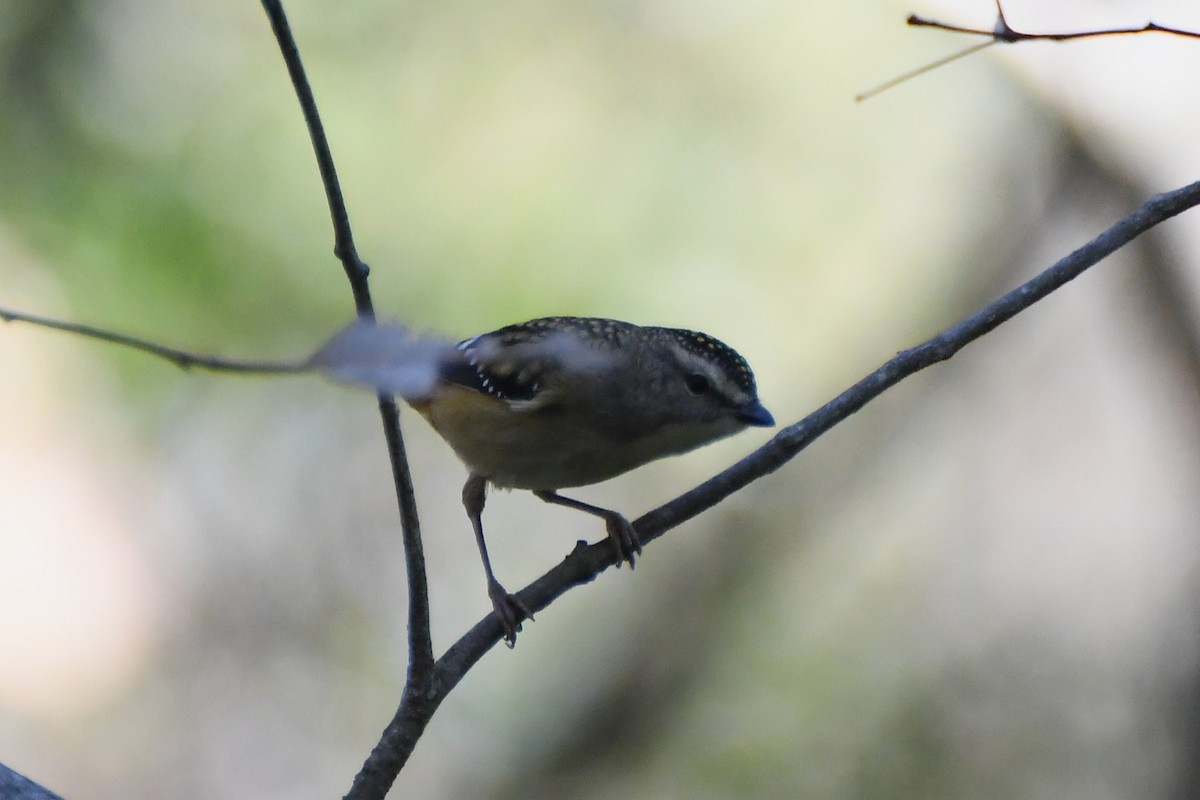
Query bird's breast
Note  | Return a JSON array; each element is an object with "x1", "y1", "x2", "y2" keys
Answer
[{"x1": 418, "y1": 385, "x2": 743, "y2": 491}]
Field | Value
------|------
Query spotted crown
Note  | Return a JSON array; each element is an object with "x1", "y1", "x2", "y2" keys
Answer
[{"x1": 648, "y1": 326, "x2": 759, "y2": 396}]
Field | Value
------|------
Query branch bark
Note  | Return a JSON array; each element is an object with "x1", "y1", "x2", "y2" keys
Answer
[{"x1": 0, "y1": 763, "x2": 65, "y2": 800}]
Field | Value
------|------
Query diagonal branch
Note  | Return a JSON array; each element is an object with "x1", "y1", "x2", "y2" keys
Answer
[
  {"x1": 0, "y1": 763, "x2": 64, "y2": 800},
  {"x1": 258, "y1": 0, "x2": 435, "y2": 685},
  {"x1": 337, "y1": 177, "x2": 1200, "y2": 795},
  {"x1": 856, "y1": 40, "x2": 994, "y2": 101}
]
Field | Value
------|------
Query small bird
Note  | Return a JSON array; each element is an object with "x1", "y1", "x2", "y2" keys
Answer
[{"x1": 405, "y1": 316, "x2": 774, "y2": 645}]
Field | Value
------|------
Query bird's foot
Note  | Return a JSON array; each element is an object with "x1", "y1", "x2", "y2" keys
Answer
[
  {"x1": 488, "y1": 579, "x2": 534, "y2": 647},
  {"x1": 604, "y1": 512, "x2": 642, "y2": 569}
]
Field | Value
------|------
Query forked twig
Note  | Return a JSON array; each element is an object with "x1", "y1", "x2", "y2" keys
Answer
[
  {"x1": 858, "y1": 1, "x2": 1200, "y2": 101},
  {"x1": 909, "y1": 6, "x2": 1200, "y2": 43}
]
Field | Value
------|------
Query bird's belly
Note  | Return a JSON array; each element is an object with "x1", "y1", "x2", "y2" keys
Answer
[
  {"x1": 418, "y1": 385, "x2": 741, "y2": 490},
  {"x1": 443, "y1": 414, "x2": 635, "y2": 490}
]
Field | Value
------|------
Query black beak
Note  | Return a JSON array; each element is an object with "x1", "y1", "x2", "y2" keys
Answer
[{"x1": 737, "y1": 399, "x2": 775, "y2": 427}]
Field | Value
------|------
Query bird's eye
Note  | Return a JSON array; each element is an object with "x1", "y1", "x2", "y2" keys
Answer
[{"x1": 684, "y1": 373, "x2": 711, "y2": 395}]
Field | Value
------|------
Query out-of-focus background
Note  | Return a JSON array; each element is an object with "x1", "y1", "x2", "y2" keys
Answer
[{"x1": 3, "y1": 1, "x2": 1200, "y2": 797}]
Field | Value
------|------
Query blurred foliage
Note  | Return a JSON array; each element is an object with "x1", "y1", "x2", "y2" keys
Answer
[
  {"x1": 0, "y1": 2, "x2": 310, "y2": 350},
  {"x1": 0, "y1": 0, "x2": 1023, "y2": 400}
]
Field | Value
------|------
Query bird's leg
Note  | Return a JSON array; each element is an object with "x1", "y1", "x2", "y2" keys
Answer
[
  {"x1": 463, "y1": 473, "x2": 533, "y2": 647},
  {"x1": 533, "y1": 490, "x2": 642, "y2": 569}
]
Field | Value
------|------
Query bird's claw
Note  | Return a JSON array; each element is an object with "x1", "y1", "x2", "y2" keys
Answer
[
  {"x1": 605, "y1": 513, "x2": 642, "y2": 570},
  {"x1": 488, "y1": 580, "x2": 534, "y2": 647}
]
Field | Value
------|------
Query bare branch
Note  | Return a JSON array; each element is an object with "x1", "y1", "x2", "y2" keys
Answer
[
  {"x1": 0, "y1": 306, "x2": 304, "y2": 374},
  {"x1": 356, "y1": 177, "x2": 1200, "y2": 791},
  {"x1": 908, "y1": 12, "x2": 1200, "y2": 43},
  {"x1": 856, "y1": 40, "x2": 994, "y2": 102},
  {"x1": 0, "y1": 763, "x2": 65, "y2": 800},
  {"x1": 259, "y1": 1, "x2": 371, "y2": 316},
  {"x1": 859, "y1": 3, "x2": 1200, "y2": 100},
  {"x1": 258, "y1": 0, "x2": 435, "y2": 700}
]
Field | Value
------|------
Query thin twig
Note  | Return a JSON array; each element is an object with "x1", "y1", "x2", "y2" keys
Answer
[
  {"x1": 257, "y1": 0, "x2": 436, "y2": 723},
  {"x1": 908, "y1": 13, "x2": 1200, "y2": 43},
  {"x1": 0, "y1": 306, "x2": 304, "y2": 374},
  {"x1": 259, "y1": 1, "x2": 372, "y2": 316},
  {"x1": 856, "y1": 40, "x2": 994, "y2": 102},
  {"x1": 858, "y1": 3, "x2": 1200, "y2": 100}
]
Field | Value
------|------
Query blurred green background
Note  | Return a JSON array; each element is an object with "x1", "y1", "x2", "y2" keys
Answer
[{"x1": 4, "y1": 0, "x2": 1200, "y2": 798}]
